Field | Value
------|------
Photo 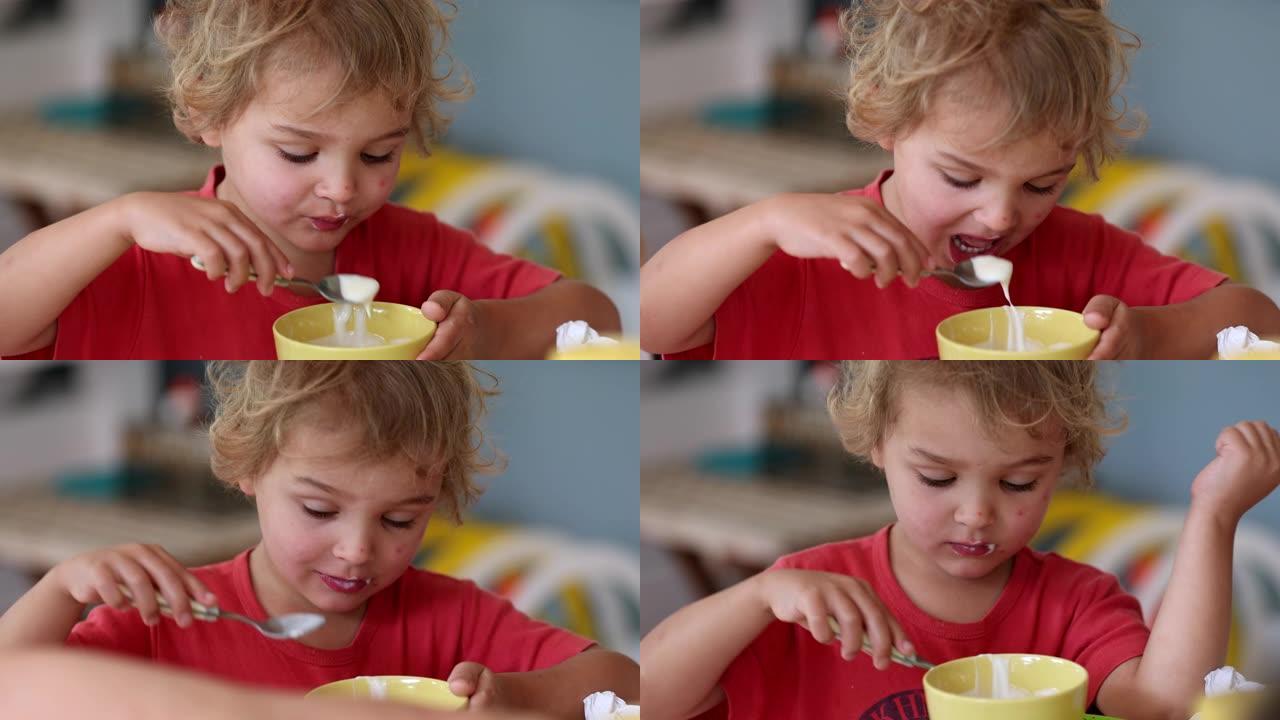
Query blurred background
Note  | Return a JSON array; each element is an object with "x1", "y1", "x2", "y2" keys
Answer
[
  {"x1": 0, "y1": 360, "x2": 640, "y2": 657},
  {"x1": 640, "y1": 0, "x2": 1280, "y2": 307},
  {"x1": 0, "y1": 0, "x2": 640, "y2": 335},
  {"x1": 641, "y1": 361, "x2": 1280, "y2": 682}
]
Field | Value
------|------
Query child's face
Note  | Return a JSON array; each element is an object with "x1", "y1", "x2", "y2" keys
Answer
[
  {"x1": 871, "y1": 382, "x2": 1065, "y2": 582},
  {"x1": 880, "y1": 78, "x2": 1078, "y2": 265},
  {"x1": 243, "y1": 413, "x2": 440, "y2": 615},
  {"x1": 202, "y1": 62, "x2": 411, "y2": 256}
]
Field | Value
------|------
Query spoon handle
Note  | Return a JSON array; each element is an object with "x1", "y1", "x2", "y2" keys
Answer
[
  {"x1": 826, "y1": 616, "x2": 932, "y2": 669},
  {"x1": 116, "y1": 584, "x2": 221, "y2": 623},
  {"x1": 188, "y1": 255, "x2": 291, "y2": 287}
]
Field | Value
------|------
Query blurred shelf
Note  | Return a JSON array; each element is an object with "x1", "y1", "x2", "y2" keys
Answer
[
  {"x1": 0, "y1": 113, "x2": 217, "y2": 214},
  {"x1": 641, "y1": 116, "x2": 889, "y2": 217},
  {"x1": 640, "y1": 464, "x2": 894, "y2": 569},
  {"x1": 0, "y1": 488, "x2": 259, "y2": 577}
]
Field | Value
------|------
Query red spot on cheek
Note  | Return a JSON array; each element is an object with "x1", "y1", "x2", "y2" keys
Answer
[
  {"x1": 1017, "y1": 510, "x2": 1025, "y2": 517},
  {"x1": 379, "y1": 179, "x2": 388, "y2": 190}
]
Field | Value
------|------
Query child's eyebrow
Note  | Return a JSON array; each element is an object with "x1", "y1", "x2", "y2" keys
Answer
[
  {"x1": 909, "y1": 446, "x2": 1055, "y2": 468},
  {"x1": 937, "y1": 151, "x2": 1074, "y2": 179},
  {"x1": 295, "y1": 475, "x2": 435, "y2": 505},
  {"x1": 270, "y1": 124, "x2": 410, "y2": 143}
]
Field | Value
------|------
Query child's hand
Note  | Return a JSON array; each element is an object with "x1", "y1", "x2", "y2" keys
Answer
[
  {"x1": 1191, "y1": 421, "x2": 1280, "y2": 523},
  {"x1": 417, "y1": 290, "x2": 487, "y2": 359},
  {"x1": 752, "y1": 568, "x2": 913, "y2": 670},
  {"x1": 121, "y1": 192, "x2": 293, "y2": 296},
  {"x1": 447, "y1": 661, "x2": 505, "y2": 709},
  {"x1": 763, "y1": 194, "x2": 946, "y2": 289},
  {"x1": 1084, "y1": 295, "x2": 1149, "y2": 359},
  {"x1": 50, "y1": 543, "x2": 218, "y2": 628}
]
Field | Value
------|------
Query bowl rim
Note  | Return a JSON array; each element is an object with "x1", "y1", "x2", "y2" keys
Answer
[
  {"x1": 306, "y1": 675, "x2": 464, "y2": 707},
  {"x1": 935, "y1": 306, "x2": 1100, "y2": 358},
  {"x1": 922, "y1": 653, "x2": 1088, "y2": 705},
  {"x1": 272, "y1": 301, "x2": 435, "y2": 352}
]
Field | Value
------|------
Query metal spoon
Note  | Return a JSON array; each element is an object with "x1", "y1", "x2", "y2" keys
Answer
[
  {"x1": 842, "y1": 258, "x2": 1001, "y2": 289},
  {"x1": 188, "y1": 255, "x2": 372, "y2": 304},
  {"x1": 118, "y1": 584, "x2": 326, "y2": 641},
  {"x1": 826, "y1": 616, "x2": 934, "y2": 669}
]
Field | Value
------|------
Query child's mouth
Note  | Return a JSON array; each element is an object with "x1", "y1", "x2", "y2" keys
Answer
[
  {"x1": 317, "y1": 572, "x2": 370, "y2": 593},
  {"x1": 949, "y1": 234, "x2": 1001, "y2": 262},
  {"x1": 309, "y1": 215, "x2": 348, "y2": 232},
  {"x1": 948, "y1": 541, "x2": 996, "y2": 557}
]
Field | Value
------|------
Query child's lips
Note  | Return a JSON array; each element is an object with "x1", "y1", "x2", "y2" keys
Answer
[
  {"x1": 948, "y1": 541, "x2": 996, "y2": 557},
  {"x1": 317, "y1": 571, "x2": 370, "y2": 593},
  {"x1": 309, "y1": 215, "x2": 348, "y2": 231}
]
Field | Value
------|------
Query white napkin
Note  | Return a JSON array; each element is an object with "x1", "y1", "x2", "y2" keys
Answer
[
  {"x1": 1204, "y1": 666, "x2": 1265, "y2": 695},
  {"x1": 583, "y1": 691, "x2": 639, "y2": 719},
  {"x1": 1217, "y1": 325, "x2": 1280, "y2": 358},
  {"x1": 556, "y1": 321, "x2": 620, "y2": 351}
]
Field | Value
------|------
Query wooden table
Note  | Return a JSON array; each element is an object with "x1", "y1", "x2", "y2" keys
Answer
[
  {"x1": 0, "y1": 489, "x2": 260, "y2": 582},
  {"x1": 640, "y1": 117, "x2": 890, "y2": 221},
  {"x1": 0, "y1": 113, "x2": 217, "y2": 228},
  {"x1": 641, "y1": 465, "x2": 897, "y2": 597}
]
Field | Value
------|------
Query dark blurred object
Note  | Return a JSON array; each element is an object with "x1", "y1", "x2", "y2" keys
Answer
[
  {"x1": 6, "y1": 363, "x2": 76, "y2": 408},
  {"x1": 1247, "y1": 689, "x2": 1279, "y2": 720},
  {"x1": 0, "y1": 0, "x2": 63, "y2": 33},
  {"x1": 642, "y1": 0, "x2": 724, "y2": 36},
  {"x1": 40, "y1": 92, "x2": 163, "y2": 130}
]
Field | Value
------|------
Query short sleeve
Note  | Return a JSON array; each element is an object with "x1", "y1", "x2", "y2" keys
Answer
[
  {"x1": 1060, "y1": 570, "x2": 1150, "y2": 705},
  {"x1": 65, "y1": 604, "x2": 153, "y2": 659},
  {"x1": 457, "y1": 581, "x2": 594, "y2": 672}
]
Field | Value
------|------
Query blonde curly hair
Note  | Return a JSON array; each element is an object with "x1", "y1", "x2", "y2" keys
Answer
[
  {"x1": 206, "y1": 361, "x2": 500, "y2": 520},
  {"x1": 842, "y1": 0, "x2": 1144, "y2": 178},
  {"x1": 828, "y1": 361, "x2": 1123, "y2": 488},
  {"x1": 154, "y1": 0, "x2": 470, "y2": 149}
]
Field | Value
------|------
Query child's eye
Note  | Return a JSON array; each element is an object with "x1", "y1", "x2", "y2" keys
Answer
[
  {"x1": 278, "y1": 149, "x2": 317, "y2": 164},
  {"x1": 303, "y1": 506, "x2": 335, "y2": 519},
  {"x1": 940, "y1": 172, "x2": 979, "y2": 190},
  {"x1": 916, "y1": 472, "x2": 956, "y2": 488},
  {"x1": 1001, "y1": 479, "x2": 1040, "y2": 492},
  {"x1": 382, "y1": 517, "x2": 416, "y2": 530},
  {"x1": 1024, "y1": 182, "x2": 1056, "y2": 196},
  {"x1": 361, "y1": 152, "x2": 394, "y2": 164}
]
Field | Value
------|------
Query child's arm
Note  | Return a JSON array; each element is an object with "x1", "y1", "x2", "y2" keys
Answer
[
  {"x1": 417, "y1": 278, "x2": 621, "y2": 359},
  {"x1": 639, "y1": 194, "x2": 941, "y2": 355},
  {"x1": 1084, "y1": 284, "x2": 1280, "y2": 359},
  {"x1": 449, "y1": 647, "x2": 637, "y2": 720},
  {"x1": 0, "y1": 543, "x2": 218, "y2": 650},
  {"x1": 1095, "y1": 421, "x2": 1280, "y2": 720},
  {"x1": 640, "y1": 568, "x2": 911, "y2": 720},
  {"x1": 0, "y1": 192, "x2": 289, "y2": 356}
]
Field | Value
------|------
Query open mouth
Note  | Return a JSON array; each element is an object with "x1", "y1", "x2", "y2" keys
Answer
[{"x1": 949, "y1": 234, "x2": 1001, "y2": 262}]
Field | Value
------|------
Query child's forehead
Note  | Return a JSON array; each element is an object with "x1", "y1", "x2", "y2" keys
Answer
[
  {"x1": 244, "y1": 63, "x2": 409, "y2": 137},
  {"x1": 890, "y1": 382, "x2": 1066, "y2": 455}
]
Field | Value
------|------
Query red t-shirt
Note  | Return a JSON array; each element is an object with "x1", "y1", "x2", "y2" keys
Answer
[
  {"x1": 718, "y1": 525, "x2": 1149, "y2": 720},
  {"x1": 13, "y1": 166, "x2": 560, "y2": 359},
  {"x1": 66, "y1": 548, "x2": 594, "y2": 690},
  {"x1": 671, "y1": 170, "x2": 1227, "y2": 359}
]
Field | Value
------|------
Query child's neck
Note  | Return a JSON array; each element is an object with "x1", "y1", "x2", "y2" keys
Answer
[
  {"x1": 214, "y1": 175, "x2": 336, "y2": 284},
  {"x1": 887, "y1": 523, "x2": 1013, "y2": 624}
]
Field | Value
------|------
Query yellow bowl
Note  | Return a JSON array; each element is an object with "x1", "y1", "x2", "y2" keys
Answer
[
  {"x1": 274, "y1": 302, "x2": 436, "y2": 359},
  {"x1": 547, "y1": 339, "x2": 644, "y2": 360},
  {"x1": 1194, "y1": 689, "x2": 1267, "y2": 720},
  {"x1": 306, "y1": 676, "x2": 465, "y2": 710},
  {"x1": 936, "y1": 307, "x2": 1099, "y2": 359},
  {"x1": 1218, "y1": 337, "x2": 1280, "y2": 360},
  {"x1": 923, "y1": 654, "x2": 1087, "y2": 720}
]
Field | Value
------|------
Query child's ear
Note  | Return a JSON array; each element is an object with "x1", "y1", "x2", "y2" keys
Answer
[
  {"x1": 870, "y1": 444, "x2": 885, "y2": 469},
  {"x1": 877, "y1": 135, "x2": 895, "y2": 153},
  {"x1": 237, "y1": 478, "x2": 256, "y2": 496},
  {"x1": 200, "y1": 127, "x2": 223, "y2": 148}
]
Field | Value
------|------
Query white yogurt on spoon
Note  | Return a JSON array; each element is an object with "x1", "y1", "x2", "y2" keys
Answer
[
  {"x1": 311, "y1": 274, "x2": 387, "y2": 347},
  {"x1": 968, "y1": 256, "x2": 1026, "y2": 352}
]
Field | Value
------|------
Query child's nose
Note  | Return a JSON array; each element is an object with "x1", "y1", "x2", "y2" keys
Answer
[
  {"x1": 316, "y1": 173, "x2": 357, "y2": 205},
  {"x1": 975, "y1": 199, "x2": 1019, "y2": 235},
  {"x1": 333, "y1": 534, "x2": 373, "y2": 564},
  {"x1": 955, "y1": 501, "x2": 995, "y2": 529}
]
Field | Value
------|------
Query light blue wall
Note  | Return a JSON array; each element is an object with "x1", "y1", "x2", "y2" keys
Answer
[
  {"x1": 1107, "y1": 2, "x2": 1280, "y2": 188},
  {"x1": 443, "y1": 0, "x2": 640, "y2": 202},
  {"x1": 1096, "y1": 361, "x2": 1280, "y2": 531},
  {"x1": 473, "y1": 361, "x2": 639, "y2": 549}
]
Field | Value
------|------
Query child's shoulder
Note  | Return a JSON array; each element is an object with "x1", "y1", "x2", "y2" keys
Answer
[
  {"x1": 775, "y1": 530, "x2": 883, "y2": 575},
  {"x1": 1018, "y1": 546, "x2": 1129, "y2": 599},
  {"x1": 1034, "y1": 203, "x2": 1138, "y2": 246}
]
